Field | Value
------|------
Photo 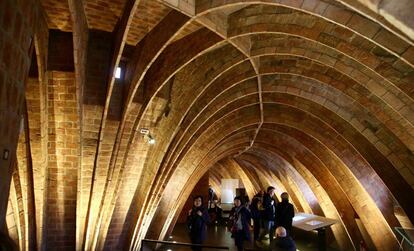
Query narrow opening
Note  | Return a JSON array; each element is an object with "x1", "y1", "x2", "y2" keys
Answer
[{"x1": 115, "y1": 67, "x2": 122, "y2": 79}]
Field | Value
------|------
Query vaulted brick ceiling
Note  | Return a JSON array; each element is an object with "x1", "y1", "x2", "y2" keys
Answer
[{"x1": 1, "y1": 0, "x2": 414, "y2": 251}]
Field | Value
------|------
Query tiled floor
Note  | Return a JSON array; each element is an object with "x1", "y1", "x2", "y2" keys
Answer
[{"x1": 144, "y1": 223, "x2": 339, "y2": 251}]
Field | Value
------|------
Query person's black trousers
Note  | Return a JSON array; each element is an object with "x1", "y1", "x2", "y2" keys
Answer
[
  {"x1": 253, "y1": 219, "x2": 261, "y2": 241},
  {"x1": 190, "y1": 235, "x2": 202, "y2": 251},
  {"x1": 234, "y1": 230, "x2": 245, "y2": 251}
]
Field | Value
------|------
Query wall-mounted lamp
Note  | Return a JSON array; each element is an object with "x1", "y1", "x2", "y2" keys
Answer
[
  {"x1": 3, "y1": 149, "x2": 10, "y2": 160},
  {"x1": 140, "y1": 128, "x2": 155, "y2": 145},
  {"x1": 147, "y1": 135, "x2": 156, "y2": 145}
]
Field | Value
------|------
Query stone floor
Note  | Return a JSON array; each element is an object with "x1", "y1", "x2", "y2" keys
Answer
[{"x1": 142, "y1": 223, "x2": 339, "y2": 251}]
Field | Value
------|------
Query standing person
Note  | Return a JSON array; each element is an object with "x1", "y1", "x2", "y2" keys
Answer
[
  {"x1": 244, "y1": 195, "x2": 250, "y2": 208},
  {"x1": 275, "y1": 192, "x2": 294, "y2": 235},
  {"x1": 208, "y1": 186, "x2": 214, "y2": 208},
  {"x1": 260, "y1": 186, "x2": 276, "y2": 241},
  {"x1": 250, "y1": 197, "x2": 262, "y2": 243},
  {"x1": 230, "y1": 196, "x2": 251, "y2": 251},
  {"x1": 215, "y1": 201, "x2": 223, "y2": 225},
  {"x1": 208, "y1": 200, "x2": 222, "y2": 225},
  {"x1": 187, "y1": 196, "x2": 210, "y2": 251},
  {"x1": 271, "y1": 227, "x2": 296, "y2": 251}
]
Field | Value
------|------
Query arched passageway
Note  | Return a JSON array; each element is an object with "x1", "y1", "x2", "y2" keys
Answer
[{"x1": 1, "y1": 0, "x2": 414, "y2": 250}]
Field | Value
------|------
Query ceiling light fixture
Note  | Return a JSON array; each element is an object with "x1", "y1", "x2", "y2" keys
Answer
[
  {"x1": 140, "y1": 128, "x2": 150, "y2": 135},
  {"x1": 140, "y1": 128, "x2": 155, "y2": 145},
  {"x1": 3, "y1": 149, "x2": 9, "y2": 160},
  {"x1": 148, "y1": 135, "x2": 156, "y2": 145}
]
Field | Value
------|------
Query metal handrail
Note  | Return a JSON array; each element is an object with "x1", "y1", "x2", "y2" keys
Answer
[{"x1": 141, "y1": 239, "x2": 230, "y2": 250}]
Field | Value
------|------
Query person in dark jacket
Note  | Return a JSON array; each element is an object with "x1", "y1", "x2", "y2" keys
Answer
[
  {"x1": 250, "y1": 197, "x2": 262, "y2": 242},
  {"x1": 208, "y1": 200, "x2": 222, "y2": 225},
  {"x1": 230, "y1": 196, "x2": 251, "y2": 251},
  {"x1": 271, "y1": 227, "x2": 296, "y2": 251},
  {"x1": 260, "y1": 186, "x2": 276, "y2": 241},
  {"x1": 208, "y1": 186, "x2": 215, "y2": 207},
  {"x1": 275, "y1": 192, "x2": 294, "y2": 235},
  {"x1": 187, "y1": 196, "x2": 210, "y2": 251}
]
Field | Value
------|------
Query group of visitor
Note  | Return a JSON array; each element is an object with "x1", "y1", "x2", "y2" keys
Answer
[
  {"x1": 251, "y1": 187, "x2": 295, "y2": 242},
  {"x1": 186, "y1": 186, "x2": 297, "y2": 251}
]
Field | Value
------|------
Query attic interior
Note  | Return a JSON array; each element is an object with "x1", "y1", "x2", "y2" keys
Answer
[{"x1": 1, "y1": 0, "x2": 414, "y2": 250}]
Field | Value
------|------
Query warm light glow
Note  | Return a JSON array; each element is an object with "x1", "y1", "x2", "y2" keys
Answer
[
  {"x1": 221, "y1": 179, "x2": 239, "y2": 203},
  {"x1": 148, "y1": 137, "x2": 156, "y2": 145}
]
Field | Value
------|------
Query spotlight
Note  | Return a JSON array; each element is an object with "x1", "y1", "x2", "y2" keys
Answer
[
  {"x1": 148, "y1": 136, "x2": 156, "y2": 145},
  {"x1": 140, "y1": 128, "x2": 155, "y2": 145}
]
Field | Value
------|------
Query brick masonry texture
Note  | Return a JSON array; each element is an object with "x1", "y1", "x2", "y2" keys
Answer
[
  {"x1": 0, "y1": 0, "x2": 43, "y2": 232},
  {"x1": 2, "y1": 1, "x2": 414, "y2": 251}
]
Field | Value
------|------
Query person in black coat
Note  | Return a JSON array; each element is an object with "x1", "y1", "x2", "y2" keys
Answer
[
  {"x1": 260, "y1": 186, "x2": 276, "y2": 241},
  {"x1": 250, "y1": 197, "x2": 262, "y2": 242},
  {"x1": 187, "y1": 196, "x2": 210, "y2": 251},
  {"x1": 271, "y1": 227, "x2": 296, "y2": 251},
  {"x1": 275, "y1": 192, "x2": 294, "y2": 235},
  {"x1": 208, "y1": 200, "x2": 223, "y2": 225},
  {"x1": 229, "y1": 196, "x2": 251, "y2": 251}
]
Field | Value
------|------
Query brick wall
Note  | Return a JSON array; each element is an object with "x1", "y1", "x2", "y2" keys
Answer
[
  {"x1": 3, "y1": 1, "x2": 414, "y2": 251},
  {"x1": 46, "y1": 71, "x2": 79, "y2": 250},
  {"x1": 0, "y1": 0, "x2": 41, "y2": 229},
  {"x1": 77, "y1": 30, "x2": 112, "y2": 248},
  {"x1": 177, "y1": 172, "x2": 210, "y2": 224}
]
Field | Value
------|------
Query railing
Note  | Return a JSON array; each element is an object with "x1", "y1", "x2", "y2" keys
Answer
[{"x1": 140, "y1": 239, "x2": 230, "y2": 251}]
